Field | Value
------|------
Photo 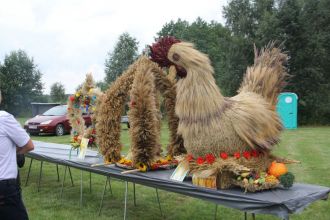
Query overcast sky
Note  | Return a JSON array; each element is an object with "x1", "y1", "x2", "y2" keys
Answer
[{"x1": 0, "y1": 0, "x2": 227, "y2": 94}]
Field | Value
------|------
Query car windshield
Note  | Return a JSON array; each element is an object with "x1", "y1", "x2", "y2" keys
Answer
[{"x1": 42, "y1": 105, "x2": 67, "y2": 116}]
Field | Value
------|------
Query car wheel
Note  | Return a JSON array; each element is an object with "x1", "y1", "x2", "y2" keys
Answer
[{"x1": 55, "y1": 124, "x2": 65, "y2": 136}]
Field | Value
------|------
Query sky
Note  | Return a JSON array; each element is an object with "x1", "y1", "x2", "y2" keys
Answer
[{"x1": 0, "y1": 0, "x2": 227, "y2": 94}]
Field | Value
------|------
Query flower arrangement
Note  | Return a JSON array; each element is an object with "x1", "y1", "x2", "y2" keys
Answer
[
  {"x1": 184, "y1": 150, "x2": 296, "y2": 192},
  {"x1": 117, "y1": 155, "x2": 178, "y2": 172}
]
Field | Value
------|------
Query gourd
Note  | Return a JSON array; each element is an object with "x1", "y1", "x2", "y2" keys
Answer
[{"x1": 268, "y1": 161, "x2": 287, "y2": 177}]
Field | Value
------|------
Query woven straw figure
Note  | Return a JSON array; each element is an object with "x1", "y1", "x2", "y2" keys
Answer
[
  {"x1": 150, "y1": 37, "x2": 291, "y2": 189},
  {"x1": 96, "y1": 56, "x2": 184, "y2": 163}
]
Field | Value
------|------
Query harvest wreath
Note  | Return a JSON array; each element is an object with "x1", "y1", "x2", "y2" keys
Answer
[{"x1": 67, "y1": 73, "x2": 102, "y2": 149}]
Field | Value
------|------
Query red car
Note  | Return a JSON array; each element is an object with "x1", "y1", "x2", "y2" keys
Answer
[{"x1": 24, "y1": 105, "x2": 91, "y2": 136}]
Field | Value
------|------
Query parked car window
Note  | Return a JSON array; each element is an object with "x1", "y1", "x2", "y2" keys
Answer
[{"x1": 42, "y1": 105, "x2": 67, "y2": 116}]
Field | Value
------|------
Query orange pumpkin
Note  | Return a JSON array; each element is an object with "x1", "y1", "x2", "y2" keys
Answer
[{"x1": 268, "y1": 161, "x2": 288, "y2": 178}]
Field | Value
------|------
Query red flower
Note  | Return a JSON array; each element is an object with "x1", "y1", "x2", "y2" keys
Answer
[
  {"x1": 251, "y1": 150, "x2": 259, "y2": 158},
  {"x1": 186, "y1": 154, "x2": 194, "y2": 162},
  {"x1": 220, "y1": 152, "x2": 228, "y2": 160},
  {"x1": 196, "y1": 157, "x2": 205, "y2": 165},
  {"x1": 243, "y1": 151, "x2": 251, "y2": 160},
  {"x1": 151, "y1": 164, "x2": 159, "y2": 170},
  {"x1": 234, "y1": 152, "x2": 241, "y2": 159},
  {"x1": 69, "y1": 96, "x2": 75, "y2": 102},
  {"x1": 205, "y1": 154, "x2": 216, "y2": 164}
]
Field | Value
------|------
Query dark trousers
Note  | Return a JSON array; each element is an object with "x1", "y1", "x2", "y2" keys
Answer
[{"x1": 0, "y1": 178, "x2": 28, "y2": 220}]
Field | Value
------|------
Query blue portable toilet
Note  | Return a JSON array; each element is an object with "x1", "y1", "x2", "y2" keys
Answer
[{"x1": 276, "y1": 93, "x2": 298, "y2": 129}]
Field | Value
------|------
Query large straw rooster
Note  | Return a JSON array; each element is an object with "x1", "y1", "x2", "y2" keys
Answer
[{"x1": 150, "y1": 37, "x2": 289, "y2": 189}]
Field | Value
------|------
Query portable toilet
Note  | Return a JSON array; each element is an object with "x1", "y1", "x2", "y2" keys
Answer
[{"x1": 276, "y1": 93, "x2": 298, "y2": 129}]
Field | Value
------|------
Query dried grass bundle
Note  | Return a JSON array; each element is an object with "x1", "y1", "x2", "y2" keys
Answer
[
  {"x1": 96, "y1": 57, "x2": 151, "y2": 162},
  {"x1": 129, "y1": 66, "x2": 160, "y2": 165},
  {"x1": 149, "y1": 66, "x2": 186, "y2": 156}
]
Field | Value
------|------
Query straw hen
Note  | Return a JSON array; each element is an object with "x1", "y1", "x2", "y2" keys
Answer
[{"x1": 150, "y1": 37, "x2": 288, "y2": 158}]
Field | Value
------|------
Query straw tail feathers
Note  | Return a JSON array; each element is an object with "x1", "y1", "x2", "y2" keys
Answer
[{"x1": 238, "y1": 43, "x2": 288, "y2": 109}]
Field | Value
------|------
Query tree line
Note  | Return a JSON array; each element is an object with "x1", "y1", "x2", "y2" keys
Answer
[{"x1": 0, "y1": 0, "x2": 329, "y2": 124}]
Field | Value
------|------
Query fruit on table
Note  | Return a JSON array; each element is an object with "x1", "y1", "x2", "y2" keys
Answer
[{"x1": 268, "y1": 161, "x2": 288, "y2": 177}]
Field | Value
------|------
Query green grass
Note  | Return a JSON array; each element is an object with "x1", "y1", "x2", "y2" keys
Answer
[{"x1": 17, "y1": 119, "x2": 330, "y2": 220}]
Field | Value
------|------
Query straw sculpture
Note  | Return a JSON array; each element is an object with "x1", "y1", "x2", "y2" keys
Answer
[
  {"x1": 150, "y1": 37, "x2": 295, "y2": 191},
  {"x1": 96, "y1": 57, "x2": 142, "y2": 163},
  {"x1": 96, "y1": 56, "x2": 183, "y2": 163}
]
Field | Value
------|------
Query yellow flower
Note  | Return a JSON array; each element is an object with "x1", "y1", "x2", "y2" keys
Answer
[
  {"x1": 89, "y1": 88, "x2": 93, "y2": 94},
  {"x1": 166, "y1": 155, "x2": 172, "y2": 161},
  {"x1": 75, "y1": 93, "x2": 80, "y2": 97},
  {"x1": 118, "y1": 158, "x2": 126, "y2": 164},
  {"x1": 136, "y1": 162, "x2": 147, "y2": 172}
]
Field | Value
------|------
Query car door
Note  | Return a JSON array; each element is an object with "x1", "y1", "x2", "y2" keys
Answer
[{"x1": 82, "y1": 113, "x2": 92, "y2": 127}]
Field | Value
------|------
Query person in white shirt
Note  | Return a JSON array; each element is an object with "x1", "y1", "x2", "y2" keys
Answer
[{"x1": 0, "y1": 90, "x2": 34, "y2": 220}]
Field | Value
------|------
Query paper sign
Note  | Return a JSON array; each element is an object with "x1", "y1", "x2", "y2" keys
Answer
[
  {"x1": 170, "y1": 160, "x2": 190, "y2": 182},
  {"x1": 78, "y1": 138, "x2": 89, "y2": 160}
]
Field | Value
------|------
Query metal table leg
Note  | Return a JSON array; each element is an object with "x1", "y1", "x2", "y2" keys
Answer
[
  {"x1": 155, "y1": 188, "x2": 162, "y2": 217},
  {"x1": 244, "y1": 212, "x2": 247, "y2": 220},
  {"x1": 89, "y1": 172, "x2": 92, "y2": 193},
  {"x1": 80, "y1": 170, "x2": 83, "y2": 207},
  {"x1": 37, "y1": 161, "x2": 43, "y2": 192},
  {"x1": 124, "y1": 181, "x2": 128, "y2": 220},
  {"x1": 25, "y1": 158, "x2": 33, "y2": 186},
  {"x1": 98, "y1": 177, "x2": 109, "y2": 216},
  {"x1": 252, "y1": 213, "x2": 256, "y2": 220},
  {"x1": 56, "y1": 164, "x2": 60, "y2": 182},
  {"x1": 214, "y1": 205, "x2": 218, "y2": 220},
  {"x1": 108, "y1": 177, "x2": 113, "y2": 195},
  {"x1": 68, "y1": 167, "x2": 74, "y2": 186},
  {"x1": 133, "y1": 183, "x2": 136, "y2": 206},
  {"x1": 60, "y1": 166, "x2": 67, "y2": 198}
]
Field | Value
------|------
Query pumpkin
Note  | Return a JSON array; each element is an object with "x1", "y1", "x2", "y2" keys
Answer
[{"x1": 268, "y1": 161, "x2": 288, "y2": 178}]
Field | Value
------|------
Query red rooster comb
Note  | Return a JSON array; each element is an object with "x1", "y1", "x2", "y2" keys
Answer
[{"x1": 149, "y1": 36, "x2": 181, "y2": 67}]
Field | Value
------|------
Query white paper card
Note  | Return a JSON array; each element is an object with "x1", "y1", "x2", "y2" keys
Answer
[
  {"x1": 78, "y1": 138, "x2": 89, "y2": 160},
  {"x1": 170, "y1": 160, "x2": 190, "y2": 182}
]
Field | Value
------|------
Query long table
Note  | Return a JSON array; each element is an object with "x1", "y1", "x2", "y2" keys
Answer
[{"x1": 26, "y1": 141, "x2": 330, "y2": 220}]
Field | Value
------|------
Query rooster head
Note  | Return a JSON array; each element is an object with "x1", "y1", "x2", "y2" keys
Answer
[{"x1": 149, "y1": 36, "x2": 187, "y2": 78}]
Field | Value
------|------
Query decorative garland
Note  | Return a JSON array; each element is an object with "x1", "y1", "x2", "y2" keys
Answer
[
  {"x1": 67, "y1": 73, "x2": 102, "y2": 148},
  {"x1": 182, "y1": 150, "x2": 297, "y2": 191}
]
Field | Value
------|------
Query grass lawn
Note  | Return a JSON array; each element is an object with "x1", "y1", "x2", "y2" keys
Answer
[{"x1": 16, "y1": 117, "x2": 330, "y2": 220}]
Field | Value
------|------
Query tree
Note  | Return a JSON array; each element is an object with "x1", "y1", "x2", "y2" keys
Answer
[
  {"x1": 105, "y1": 33, "x2": 139, "y2": 84},
  {"x1": 50, "y1": 82, "x2": 66, "y2": 103},
  {"x1": 0, "y1": 50, "x2": 43, "y2": 116},
  {"x1": 95, "y1": 80, "x2": 108, "y2": 92}
]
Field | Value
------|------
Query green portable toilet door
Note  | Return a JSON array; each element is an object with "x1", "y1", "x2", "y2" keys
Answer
[{"x1": 277, "y1": 93, "x2": 298, "y2": 129}]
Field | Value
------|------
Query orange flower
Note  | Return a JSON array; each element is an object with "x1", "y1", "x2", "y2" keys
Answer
[
  {"x1": 220, "y1": 152, "x2": 228, "y2": 159},
  {"x1": 196, "y1": 157, "x2": 205, "y2": 165},
  {"x1": 205, "y1": 154, "x2": 215, "y2": 164}
]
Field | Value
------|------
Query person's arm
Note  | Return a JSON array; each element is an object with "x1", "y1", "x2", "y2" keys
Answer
[
  {"x1": 17, "y1": 139, "x2": 34, "y2": 154},
  {"x1": 3, "y1": 114, "x2": 33, "y2": 153}
]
